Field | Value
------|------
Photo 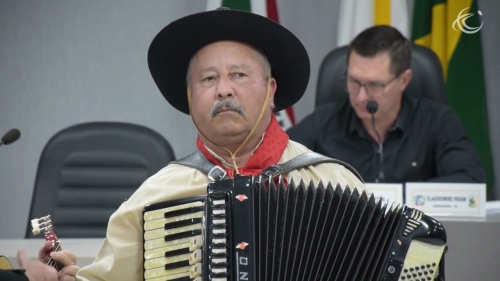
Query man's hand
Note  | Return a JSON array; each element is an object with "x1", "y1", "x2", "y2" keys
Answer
[
  {"x1": 38, "y1": 241, "x2": 80, "y2": 281},
  {"x1": 16, "y1": 241, "x2": 80, "y2": 281},
  {"x1": 17, "y1": 249, "x2": 58, "y2": 281},
  {"x1": 50, "y1": 251, "x2": 79, "y2": 281}
]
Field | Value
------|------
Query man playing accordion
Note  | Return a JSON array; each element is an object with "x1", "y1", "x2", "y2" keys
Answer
[{"x1": 76, "y1": 7, "x2": 367, "y2": 281}]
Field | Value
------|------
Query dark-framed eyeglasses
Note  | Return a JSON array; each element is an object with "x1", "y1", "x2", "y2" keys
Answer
[{"x1": 341, "y1": 72, "x2": 402, "y2": 97}]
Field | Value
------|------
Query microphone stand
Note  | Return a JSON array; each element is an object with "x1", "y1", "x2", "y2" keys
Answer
[
  {"x1": 366, "y1": 101, "x2": 385, "y2": 183},
  {"x1": 370, "y1": 113, "x2": 385, "y2": 183}
]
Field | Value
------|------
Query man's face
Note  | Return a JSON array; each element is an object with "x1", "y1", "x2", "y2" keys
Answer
[
  {"x1": 346, "y1": 51, "x2": 410, "y2": 122},
  {"x1": 188, "y1": 41, "x2": 276, "y2": 143}
]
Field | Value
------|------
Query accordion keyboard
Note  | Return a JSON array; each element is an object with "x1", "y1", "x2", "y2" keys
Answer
[{"x1": 143, "y1": 197, "x2": 205, "y2": 281}]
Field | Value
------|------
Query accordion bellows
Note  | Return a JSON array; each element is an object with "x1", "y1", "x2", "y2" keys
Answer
[{"x1": 143, "y1": 176, "x2": 447, "y2": 281}]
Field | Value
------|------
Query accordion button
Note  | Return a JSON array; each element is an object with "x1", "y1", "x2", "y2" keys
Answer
[
  {"x1": 213, "y1": 209, "x2": 226, "y2": 215},
  {"x1": 213, "y1": 199, "x2": 226, "y2": 205},
  {"x1": 212, "y1": 228, "x2": 227, "y2": 235},
  {"x1": 213, "y1": 257, "x2": 227, "y2": 264},
  {"x1": 429, "y1": 269, "x2": 434, "y2": 274},
  {"x1": 212, "y1": 267, "x2": 228, "y2": 274},
  {"x1": 212, "y1": 247, "x2": 227, "y2": 255},
  {"x1": 212, "y1": 238, "x2": 227, "y2": 244},
  {"x1": 213, "y1": 219, "x2": 226, "y2": 225}
]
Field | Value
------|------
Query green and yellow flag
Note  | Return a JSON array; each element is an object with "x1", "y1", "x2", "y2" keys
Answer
[{"x1": 412, "y1": 0, "x2": 493, "y2": 189}]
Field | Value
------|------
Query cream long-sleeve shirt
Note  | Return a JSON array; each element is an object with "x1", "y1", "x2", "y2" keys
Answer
[{"x1": 76, "y1": 140, "x2": 366, "y2": 281}]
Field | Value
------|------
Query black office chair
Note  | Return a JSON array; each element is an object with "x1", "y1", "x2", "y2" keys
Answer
[
  {"x1": 25, "y1": 122, "x2": 176, "y2": 238},
  {"x1": 315, "y1": 43, "x2": 446, "y2": 107}
]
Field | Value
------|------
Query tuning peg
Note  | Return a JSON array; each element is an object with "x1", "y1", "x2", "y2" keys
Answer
[{"x1": 30, "y1": 215, "x2": 53, "y2": 236}]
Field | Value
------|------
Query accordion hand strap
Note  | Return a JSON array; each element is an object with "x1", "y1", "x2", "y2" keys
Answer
[{"x1": 170, "y1": 150, "x2": 364, "y2": 183}]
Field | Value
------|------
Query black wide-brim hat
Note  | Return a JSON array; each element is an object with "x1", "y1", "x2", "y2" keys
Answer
[{"x1": 148, "y1": 8, "x2": 310, "y2": 114}]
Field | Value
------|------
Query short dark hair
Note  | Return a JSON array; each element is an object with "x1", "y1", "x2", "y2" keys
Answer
[{"x1": 347, "y1": 25, "x2": 411, "y2": 75}]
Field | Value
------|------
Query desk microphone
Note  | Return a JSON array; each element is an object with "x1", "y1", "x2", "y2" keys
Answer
[
  {"x1": 366, "y1": 101, "x2": 385, "y2": 183},
  {"x1": 0, "y1": 128, "x2": 21, "y2": 146}
]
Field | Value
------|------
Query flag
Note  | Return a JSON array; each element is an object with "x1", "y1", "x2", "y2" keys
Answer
[
  {"x1": 412, "y1": 0, "x2": 494, "y2": 189},
  {"x1": 337, "y1": 0, "x2": 409, "y2": 46},
  {"x1": 206, "y1": 0, "x2": 296, "y2": 131}
]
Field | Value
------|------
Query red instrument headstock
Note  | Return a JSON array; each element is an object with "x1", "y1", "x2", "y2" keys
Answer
[{"x1": 31, "y1": 215, "x2": 63, "y2": 270}]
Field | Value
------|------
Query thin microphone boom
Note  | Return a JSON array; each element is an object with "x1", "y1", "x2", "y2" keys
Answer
[{"x1": 366, "y1": 101, "x2": 385, "y2": 183}]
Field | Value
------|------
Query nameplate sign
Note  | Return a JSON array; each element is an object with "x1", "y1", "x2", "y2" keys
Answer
[
  {"x1": 365, "y1": 183, "x2": 404, "y2": 206},
  {"x1": 405, "y1": 182, "x2": 486, "y2": 217}
]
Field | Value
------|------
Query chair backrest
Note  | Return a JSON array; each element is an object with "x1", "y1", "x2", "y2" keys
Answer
[
  {"x1": 26, "y1": 122, "x2": 176, "y2": 238},
  {"x1": 315, "y1": 43, "x2": 446, "y2": 107}
]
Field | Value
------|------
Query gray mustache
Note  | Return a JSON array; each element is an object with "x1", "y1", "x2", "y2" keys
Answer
[{"x1": 209, "y1": 100, "x2": 245, "y2": 117}]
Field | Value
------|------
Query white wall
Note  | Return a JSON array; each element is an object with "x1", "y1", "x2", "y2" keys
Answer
[
  {"x1": 1, "y1": 0, "x2": 499, "y2": 238},
  {"x1": 0, "y1": 0, "x2": 204, "y2": 238}
]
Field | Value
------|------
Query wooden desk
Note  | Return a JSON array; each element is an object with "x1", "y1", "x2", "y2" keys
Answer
[{"x1": 1, "y1": 215, "x2": 499, "y2": 280}]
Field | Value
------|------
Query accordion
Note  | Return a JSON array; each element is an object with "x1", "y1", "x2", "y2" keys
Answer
[{"x1": 143, "y1": 176, "x2": 447, "y2": 281}]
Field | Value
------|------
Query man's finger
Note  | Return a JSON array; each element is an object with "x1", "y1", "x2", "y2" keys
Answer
[
  {"x1": 61, "y1": 250, "x2": 77, "y2": 264},
  {"x1": 50, "y1": 251, "x2": 76, "y2": 266},
  {"x1": 59, "y1": 275, "x2": 77, "y2": 281},
  {"x1": 38, "y1": 241, "x2": 54, "y2": 261},
  {"x1": 58, "y1": 265, "x2": 79, "y2": 278}
]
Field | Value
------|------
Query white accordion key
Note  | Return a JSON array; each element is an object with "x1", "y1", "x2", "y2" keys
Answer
[
  {"x1": 189, "y1": 235, "x2": 203, "y2": 251},
  {"x1": 189, "y1": 263, "x2": 202, "y2": 278},
  {"x1": 189, "y1": 249, "x2": 202, "y2": 265}
]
